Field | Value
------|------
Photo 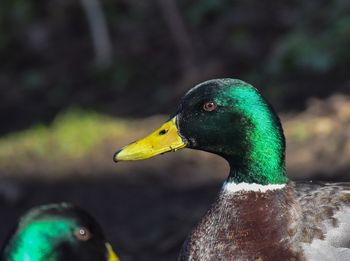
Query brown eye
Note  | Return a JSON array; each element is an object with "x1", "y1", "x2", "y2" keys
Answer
[
  {"x1": 203, "y1": 102, "x2": 217, "y2": 112},
  {"x1": 74, "y1": 227, "x2": 92, "y2": 241}
]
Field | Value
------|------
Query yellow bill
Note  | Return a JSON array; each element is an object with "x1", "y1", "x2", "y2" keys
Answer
[
  {"x1": 106, "y1": 243, "x2": 119, "y2": 261},
  {"x1": 114, "y1": 116, "x2": 186, "y2": 161}
]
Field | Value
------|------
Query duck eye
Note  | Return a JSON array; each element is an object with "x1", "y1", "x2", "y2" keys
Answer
[
  {"x1": 74, "y1": 227, "x2": 92, "y2": 241},
  {"x1": 203, "y1": 102, "x2": 217, "y2": 112}
]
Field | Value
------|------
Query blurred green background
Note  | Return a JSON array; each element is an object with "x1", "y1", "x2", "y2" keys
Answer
[{"x1": 1, "y1": 1, "x2": 350, "y2": 260}]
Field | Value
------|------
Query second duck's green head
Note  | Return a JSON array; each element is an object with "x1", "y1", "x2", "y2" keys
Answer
[
  {"x1": 1, "y1": 203, "x2": 119, "y2": 261},
  {"x1": 115, "y1": 79, "x2": 287, "y2": 185}
]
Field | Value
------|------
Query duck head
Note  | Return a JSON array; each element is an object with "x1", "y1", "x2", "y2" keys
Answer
[
  {"x1": 1, "y1": 203, "x2": 119, "y2": 261},
  {"x1": 114, "y1": 79, "x2": 287, "y2": 185}
]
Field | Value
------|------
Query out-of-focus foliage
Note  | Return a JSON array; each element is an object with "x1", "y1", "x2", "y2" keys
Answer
[
  {"x1": 270, "y1": 1, "x2": 350, "y2": 73},
  {"x1": 0, "y1": 109, "x2": 128, "y2": 175},
  {"x1": 285, "y1": 94, "x2": 350, "y2": 180},
  {"x1": 0, "y1": 0, "x2": 350, "y2": 134}
]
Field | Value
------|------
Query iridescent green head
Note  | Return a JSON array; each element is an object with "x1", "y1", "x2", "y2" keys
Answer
[
  {"x1": 1, "y1": 203, "x2": 119, "y2": 261},
  {"x1": 177, "y1": 79, "x2": 287, "y2": 184},
  {"x1": 115, "y1": 79, "x2": 287, "y2": 185}
]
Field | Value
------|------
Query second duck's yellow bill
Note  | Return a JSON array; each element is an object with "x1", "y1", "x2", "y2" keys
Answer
[
  {"x1": 114, "y1": 116, "x2": 186, "y2": 161},
  {"x1": 106, "y1": 243, "x2": 119, "y2": 261}
]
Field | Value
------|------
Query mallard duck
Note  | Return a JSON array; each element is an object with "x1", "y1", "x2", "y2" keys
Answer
[
  {"x1": 114, "y1": 79, "x2": 350, "y2": 260},
  {"x1": 1, "y1": 203, "x2": 119, "y2": 261}
]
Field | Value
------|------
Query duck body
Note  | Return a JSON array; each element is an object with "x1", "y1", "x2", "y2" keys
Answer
[
  {"x1": 180, "y1": 182, "x2": 350, "y2": 260},
  {"x1": 180, "y1": 183, "x2": 299, "y2": 260},
  {"x1": 115, "y1": 78, "x2": 350, "y2": 260}
]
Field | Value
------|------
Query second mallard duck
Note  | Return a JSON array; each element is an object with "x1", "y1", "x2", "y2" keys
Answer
[
  {"x1": 115, "y1": 79, "x2": 350, "y2": 260},
  {"x1": 1, "y1": 203, "x2": 119, "y2": 261}
]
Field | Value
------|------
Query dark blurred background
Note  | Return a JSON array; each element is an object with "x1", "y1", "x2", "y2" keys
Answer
[{"x1": 1, "y1": 1, "x2": 350, "y2": 260}]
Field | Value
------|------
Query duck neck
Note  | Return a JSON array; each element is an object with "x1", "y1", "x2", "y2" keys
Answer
[
  {"x1": 226, "y1": 162, "x2": 287, "y2": 185},
  {"x1": 225, "y1": 112, "x2": 288, "y2": 185}
]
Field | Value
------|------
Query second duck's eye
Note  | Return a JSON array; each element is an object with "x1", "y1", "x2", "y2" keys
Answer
[
  {"x1": 74, "y1": 227, "x2": 92, "y2": 241},
  {"x1": 203, "y1": 102, "x2": 217, "y2": 112}
]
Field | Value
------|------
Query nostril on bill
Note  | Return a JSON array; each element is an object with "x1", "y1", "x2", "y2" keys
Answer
[{"x1": 159, "y1": 129, "x2": 168, "y2": 135}]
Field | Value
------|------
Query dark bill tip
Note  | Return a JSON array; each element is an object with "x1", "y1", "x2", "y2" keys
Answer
[{"x1": 113, "y1": 149, "x2": 122, "y2": 163}]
